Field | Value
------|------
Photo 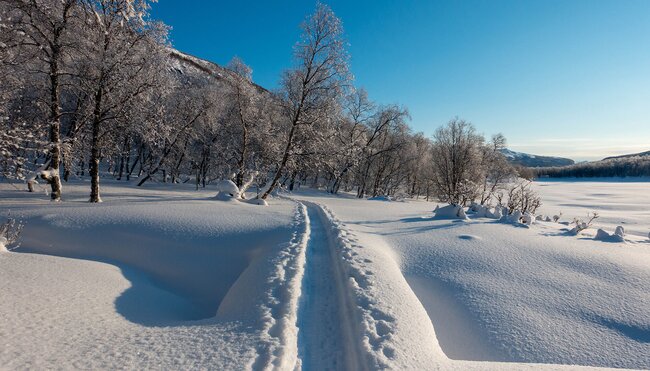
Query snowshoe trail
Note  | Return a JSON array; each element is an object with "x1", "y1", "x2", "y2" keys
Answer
[{"x1": 297, "y1": 203, "x2": 366, "y2": 371}]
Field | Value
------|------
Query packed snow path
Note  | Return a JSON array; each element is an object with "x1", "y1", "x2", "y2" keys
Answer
[{"x1": 297, "y1": 203, "x2": 365, "y2": 371}]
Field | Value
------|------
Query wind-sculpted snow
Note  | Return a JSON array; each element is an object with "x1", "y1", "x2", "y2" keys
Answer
[
  {"x1": 2, "y1": 181, "x2": 648, "y2": 370},
  {"x1": 0, "y1": 181, "x2": 307, "y2": 369},
  {"x1": 295, "y1": 187, "x2": 649, "y2": 370}
]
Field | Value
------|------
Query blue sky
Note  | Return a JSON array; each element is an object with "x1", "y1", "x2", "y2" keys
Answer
[{"x1": 151, "y1": 0, "x2": 650, "y2": 161}]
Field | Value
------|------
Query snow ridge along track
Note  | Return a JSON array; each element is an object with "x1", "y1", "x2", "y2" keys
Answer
[
  {"x1": 297, "y1": 202, "x2": 368, "y2": 371},
  {"x1": 253, "y1": 203, "x2": 310, "y2": 370}
]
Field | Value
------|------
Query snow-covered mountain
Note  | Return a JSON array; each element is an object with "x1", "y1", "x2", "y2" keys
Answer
[
  {"x1": 603, "y1": 150, "x2": 650, "y2": 161},
  {"x1": 166, "y1": 48, "x2": 269, "y2": 94},
  {"x1": 500, "y1": 149, "x2": 575, "y2": 168}
]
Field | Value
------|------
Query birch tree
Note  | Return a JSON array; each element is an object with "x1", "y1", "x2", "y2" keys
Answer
[
  {"x1": 1, "y1": 0, "x2": 78, "y2": 200},
  {"x1": 259, "y1": 2, "x2": 350, "y2": 199},
  {"x1": 81, "y1": 0, "x2": 168, "y2": 202}
]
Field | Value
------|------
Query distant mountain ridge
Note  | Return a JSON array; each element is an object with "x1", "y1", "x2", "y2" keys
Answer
[
  {"x1": 533, "y1": 150, "x2": 650, "y2": 178},
  {"x1": 500, "y1": 149, "x2": 575, "y2": 168},
  {"x1": 603, "y1": 150, "x2": 650, "y2": 161}
]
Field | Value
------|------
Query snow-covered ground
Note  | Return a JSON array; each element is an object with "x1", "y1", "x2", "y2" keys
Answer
[
  {"x1": 1, "y1": 180, "x2": 648, "y2": 370},
  {"x1": 0, "y1": 181, "x2": 307, "y2": 369},
  {"x1": 534, "y1": 179, "x2": 650, "y2": 239}
]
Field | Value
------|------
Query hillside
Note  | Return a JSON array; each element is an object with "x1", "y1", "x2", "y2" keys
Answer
[
  {"x1": 167, "y1": 49, "x2": 269, "y2": 95},
  {"x1": 603, "y1": 150, "x2": 650, "y2": 161},
  {"x1": 534, "y1": 154, "x2": 650, "y2": 178},
  {"x1": 500, "y1": 149, "x2": 575, "y2": 168}
]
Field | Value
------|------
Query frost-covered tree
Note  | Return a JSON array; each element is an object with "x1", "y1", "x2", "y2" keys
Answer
[
  {"x1": 430, "y1": 118, "x2": 484, "y2": 205},
  {"x1": 259, "y1": 2, "x2": 350, "y2": 200},
  {"x1": 1, "y1": 0, "x2": 78, "y2": 200},
  {"x1": 223, "y1": 57, "x2": 270, "y2": 194},
  {"x1": 478, "y1": 133, "x2": 515, "y2": 205},
  {"x1": 79, "y1": 0, "x2": 168, "y2": 202}
]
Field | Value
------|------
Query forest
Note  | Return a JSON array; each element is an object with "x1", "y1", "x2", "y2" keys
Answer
[
  {"x1": 534, "y1": 156, "x2": 650, "y2": 178},
  {"x1": 1, "y1": 0, "x2": 519, "y2": 205}
]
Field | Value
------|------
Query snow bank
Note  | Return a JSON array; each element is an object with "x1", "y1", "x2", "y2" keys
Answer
[{"x1": 434, "y1": 204, "x2": 468, "y2": 220}]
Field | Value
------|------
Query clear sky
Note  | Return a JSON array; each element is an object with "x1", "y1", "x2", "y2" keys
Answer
[{"x1": 151, "y1": 0, "x2": 650, "y2": 161}]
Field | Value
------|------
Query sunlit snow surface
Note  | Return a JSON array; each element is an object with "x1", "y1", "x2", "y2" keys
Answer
[{"x1": 1, "y1": 179, "x2": 649, "y2": 370}]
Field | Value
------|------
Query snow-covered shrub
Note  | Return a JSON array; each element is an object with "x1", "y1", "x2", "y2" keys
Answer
[
  {"x1": 433, "y1": 204, "x2": 468, "y2": 220},
  {"x1": 521, "y1": 213, "x2": 534, "y2": 226},
  {"x1": 502, "y1": 180, "x2": 541, "y2": 215},
  {"x1": 0, "y1": 215, "x2": 23, "y2": 252},
  {"x1": 488, "y1": 206, "x2": 503, "y2": 219},
  {"x1": 501, "y1": 210, "x2": 522, "y2": 224},
  {"x1": 569, "y1": 212, "x2": 599, "y2": 235},
  {"x1": 594, "y1": 227, "x2": 625, "y2": 243},
  {"x1": 553, "y1": 212, "x2": 563, "y2": 223},
  {"x1": 469, "y1": 203, "x2": 488, "y2": 217},
  {"x1": 468, "y1": 203, "x2": 504, "y2": 219},
  {"x1": 615, "y1": 226, "x2": 625, "y2": 238},
  {"x1": 215, "y1": 180, "x2": 240, "y2": 200}
]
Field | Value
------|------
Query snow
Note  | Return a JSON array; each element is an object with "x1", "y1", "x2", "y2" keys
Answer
[
  {"x1": 0, "y1": 236, "x2": 7, "y2": 252},
  {"x1": 0, "y1": 180, "x2": 302, "y2": 369},
  {"x1": 433, "y1": 204, "x2": 468, "y2": 220},
  {"x1": 534, "y1": 179, "x2": 650, "y2": 239},
  {"x1": 215, "y1": 179, "x2": 240, "y2": 199},
  {"x1": 294, "y1": 183, "x2": 650, "y2": 369},
  {"x1": 1, "y1": 180, "x2": 648, "y2": 369}
]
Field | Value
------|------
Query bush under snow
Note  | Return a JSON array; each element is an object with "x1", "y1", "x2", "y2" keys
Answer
[
  {"x1": 594, "y1": 226, "x2": 626, "y2": 243},
  {"x1": 433, "y1": 204, "x2": 468, "y2": 220},
  {"x1": 214, "y1": 180, "x2": 240, "y2": 201}
]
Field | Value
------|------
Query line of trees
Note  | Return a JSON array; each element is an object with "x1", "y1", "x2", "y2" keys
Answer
[
  {"x1": 533, "y1": 156, "x2": 650, "y2": 179},
  {"x1": 1, "y1": 1, "x2": 519, "y2": 207}
]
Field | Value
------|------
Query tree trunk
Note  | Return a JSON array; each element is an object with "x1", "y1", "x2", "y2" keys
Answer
[
  {"x1": 89, "y1": 85, "x2": 103, "y2": 203},
  {"x1": 259, "y1": 123, "x2": 297, "y2": 199},
  {"x1": 45, "y1": 46, "x2": 63, "y2": 201}
]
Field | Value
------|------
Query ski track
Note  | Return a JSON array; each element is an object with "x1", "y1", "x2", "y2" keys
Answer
[
  {"x1": 293, "y1": 201, "x2": 407, "y2": 370},
  {"x1": 252, "y1": 203, "x2": 310, "y2": 371},
  {"x1": 297, "y1": 203, "x2": 345, "y2": 370}
]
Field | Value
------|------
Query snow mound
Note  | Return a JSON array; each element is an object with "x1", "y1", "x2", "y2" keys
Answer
[
  {"x1": 245, "y1": 198, "x2": 268, "y2": 206},
  {"x1": 521, "y1": 213, "x2": 535, "y2": 226},
  {"x1": 433, "y1": 204, "x2": 468, "y2": 220},
  {"x1": 214, "y1": 179, "x2": 240, "y2": 199},
  {"x1": 594, "y1": 227, "x2": 626, "y2": 243},
  {"x1": 500, "y1": 210, "x2": 522, "y2": 224},
  {"x1": 470, "y1": 204, "x2": 506, "y2": 220}
]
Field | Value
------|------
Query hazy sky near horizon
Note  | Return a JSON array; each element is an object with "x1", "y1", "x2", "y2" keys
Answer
[{"x1": 151, "y1": 0, "x2": 650, "y2": 161}]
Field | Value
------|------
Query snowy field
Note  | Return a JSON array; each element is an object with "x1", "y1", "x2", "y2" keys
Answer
[{"x1": 1, "y1": 180, "x2": 649, "y2": 370}]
